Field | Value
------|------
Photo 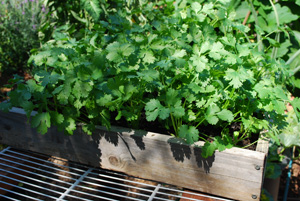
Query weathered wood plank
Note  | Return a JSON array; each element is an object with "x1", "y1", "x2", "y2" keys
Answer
[{"x1": 0, "y1": 109, "x2": 267, "y2": 200}]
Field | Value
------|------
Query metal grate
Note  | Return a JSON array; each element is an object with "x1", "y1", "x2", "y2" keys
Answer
[{"x1": 0, "y1": 147, "x2": 232, "y2": 201}]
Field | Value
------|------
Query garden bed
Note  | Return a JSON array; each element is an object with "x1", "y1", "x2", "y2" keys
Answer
[{"x1": 0, "y1": 107, "x2": 267, "y2": 200}]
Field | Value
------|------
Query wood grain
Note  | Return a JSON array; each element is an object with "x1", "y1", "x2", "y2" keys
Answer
[{"x1": 0, "y1": 108, "x2": 267, "y2": 200}]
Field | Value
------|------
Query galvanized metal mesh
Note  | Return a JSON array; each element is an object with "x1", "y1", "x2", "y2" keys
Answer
[{"x1": 0, "y1": 147, "x2": 232, "y2": 201}]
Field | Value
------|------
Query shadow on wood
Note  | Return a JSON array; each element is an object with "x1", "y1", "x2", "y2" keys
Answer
[{"x1": 0, "y1": 108, "x2": 267, "y2": 200}]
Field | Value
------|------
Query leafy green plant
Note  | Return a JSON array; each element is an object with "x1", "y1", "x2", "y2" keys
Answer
[
  {"x1": 0, "y1": 0, "x2": 48, "y2": 74},
  {"x1": 1, "y1": 0, "x2": 300, "y2": 159}
]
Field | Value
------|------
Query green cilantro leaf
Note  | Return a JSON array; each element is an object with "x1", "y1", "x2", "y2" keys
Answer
[
  {"x1": 145, "y1": 99, "x2": 170, "y2": 121},
  {"x1": 64, "y1": 117, "x2": 77, "y2": 135},
  {"x1": 72, "y1": 80, "x2": 93, "y2": 99},
  {"x1": 96, "y1": 94, "x2": 113, "y2": 107},
  {"x1": 224, "y1": 68, "x2": 249, "y2": 88},
  {"x1": 201, "y1": 142, "x2": 217, "y2": 158},
  {"x1": 217, "y1": 109, "x2": 234, "y2": 122},
  {"x1": 140, "y1": 49, "x2": 156, "y2": 64},
  {"x1": 172, "y1": 101, "x2": 185, "y2": 118},
  {"x1": 178, "y1": 125, "x2": 199, "y2": 144},
  {"x1": 106, "y1": 42, "x2": 134, "y2": 63},
  {"x1": 31, "y1": 112, "x2": 51, "y2": 134},
  {"x1": 205, "y1": 105, "x2": 220, "y2": 125}
]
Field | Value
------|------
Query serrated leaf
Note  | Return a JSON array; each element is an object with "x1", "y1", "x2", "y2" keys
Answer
[
  {"x1": 146, "y1": 109, "x2": 159, "y2": 121},
  {"x1": 214, "y1": 136, "x2": 233, "y2": 152},
  {"x1": 206, "y1": 115, "x2": 219, "y2": 125},
  {"x1": 106, "y1": 42, "x2": 134, "y2": 63},
  {"x1": 64, "y1": 118, "x2": 77, "y2": 135},
  {"x1": 80, "y1": 0, "x2": 101, "y2": 20},
  {"x1": 209, "y1": 42, "x2": 228, "y2": 60},
  {"x1": 50, "y1": 111, "x2": 64, "y2": 125},
  {"x1": 0, "y1": 102, "x2": 12, "y2": 112},
  {"x1": 31, "y1": 112, "x2": 51, "y2": 134},
  {"x1": 224, "y1": 68, "x2": 249, "y2": 88},
  {"x1": 57, "y1": 84, "x2": 71, "y2": 104},
  {"x1": 140, "y1": 50, "x2": 156, "y2": 64},
  {"x1": 96, "y1": 94, "x2": 113, "y2": 107},
  {"x1": 205, "y1": 105, "x2": 220, "y2": 125},
  {"x1": 145, "y1": 99, "x2": 171, "y2": 121},
  {"x1": 172, "y1": 101, "x2": 185, "y2": 118},
  {"x1": 137, "y1": 69, "x2": 159, "y2": 82},
  {"x1": 159, "y1": 107, "x2": 170, "y2": 120},
  {"x1": 172, "y1": 49, "x2": 186, "y2": 58},
  {"x1": 196, "y1": 99, "x2": 206, "y2": 108},
  {"x1": 201, "y1": 142, "x2": 217, "y2": 158},
  {"x1": 217, "y1": 109, "x2": 234, "y2": 122},
  {"x1": 237, "y1": 44, "x2": 250, "y2": 57},
  {"x1": 202, "y1": 3, "x2": 214, "y2": 14},
  {"x1": 145, "y1": 99, "x2": 161, "y2": 121},
  {"x1": 191, "y1": 2, "x2": 202, "y2": 14},
  {"x1": 21, "y1": 101, "x2": 35, "y2": 118},
  {"x1": 190, "y1": 55, "x2": 208, "y2": 72},
  {"x1": 82, "y1": 123, "x2": 95, "y2": 135},
  {"x1": 166, "y1": 88, "x2": 179, "y2": 105},
  {"x1": 178, "y1": 125, "x2": 199, "y2": 144},
  {"x1": 72, "y1": 81, "x2": 93, "y2": 99}
]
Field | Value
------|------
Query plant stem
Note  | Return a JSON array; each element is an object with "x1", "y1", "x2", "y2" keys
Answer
[
  {"x1": 293, "y1": 66, "x2": 300, "y2": 75},
  {"x1": 286, "y1": 49, "x2": 300, "y2": 65},
  {"x1": 170, "y1": 113, "x2": 178, "y2": 136},
  {"x1": 195, "y1": 117, "x2": 205, "y2": 129},
  {"x1": 269, "y1": 0, "x2": 280, "y2": 60},
  {"x1": 248, "y1": 0, "x2": 263, "y2": 52},
  {"x1": 242, "y1": 139, "x2": 258, "y2": 149}
]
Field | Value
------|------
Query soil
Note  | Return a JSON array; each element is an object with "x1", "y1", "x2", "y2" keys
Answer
[{"x1": 1, "y1": 72, "x2": 300, "y2": 200}]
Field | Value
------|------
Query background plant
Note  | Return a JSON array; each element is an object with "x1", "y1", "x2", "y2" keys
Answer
[{"x1": 0, "y1": 0, "x2": 48, "y2": 75}]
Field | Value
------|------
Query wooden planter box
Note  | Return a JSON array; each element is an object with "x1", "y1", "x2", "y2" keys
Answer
[{"x1": 0, "y1": 108, "x2": 268, "y2": 200}]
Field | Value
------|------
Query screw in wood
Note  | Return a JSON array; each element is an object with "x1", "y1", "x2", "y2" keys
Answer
[
  {"x1": 255, "y1": 165, "x2": 260, "y2": 170},
  {"x1": 252, "y1": 194, "x2": 257, "y2": 199}
]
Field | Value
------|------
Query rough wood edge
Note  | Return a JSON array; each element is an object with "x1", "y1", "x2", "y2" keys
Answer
[{"x1": 2, "y1": 107, "x2": 268, "y2": 200}]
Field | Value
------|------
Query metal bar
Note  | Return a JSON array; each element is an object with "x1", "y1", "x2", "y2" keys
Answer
[
  {"x1": 0, "y1": 161, "x2": 73, "y2": 187},
  {"x1": 0, "y1": 146, "x2": 11, "y2": 154},
  {"x1": 12, "y1": 147, "x2": 91, "y2": 170},
  {"x1": 0, "y1": 180, "x2": 58, "y2": 200},
  {"x1": 83, "y1": 175, "x2": 155, "y2": 194},
  {"x1": 86, "y1": 172, "x2": 157, "y2": 190},
  {"x1": 75, "y1": 179, "x2": 151, "y2": 200},
  {"x1": 0, "y1": 195, "x2": 19, "y2": 201},
  {"x1": 57, "y1": 186, "x2": 119, "y2": 201},
  {"x1": 58, "y1": 167, "x2": 93, "y2": 200},
  {"x1": 0, "y1": 167, "x2": 68, "y2": 191},
  {"x1": 0, "y1": 157, "x2": 77, "y2": 182},
  {"x1": 0, "y1": 152, "x2": 83, "y2": 178},
  {"x1": 148, "y1": 184, "x2": 161, "y2": 201},
  {"x1": 6, "y1": 149, "x2": 87, "y2": 174},
  {"x1": 0, "y1": 187, "x2": 40, "y2": 201}
]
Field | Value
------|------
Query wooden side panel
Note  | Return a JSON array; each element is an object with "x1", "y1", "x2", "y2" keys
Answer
[{"x1": 0, "y1": 109, "x2": 266, "y2": 200}]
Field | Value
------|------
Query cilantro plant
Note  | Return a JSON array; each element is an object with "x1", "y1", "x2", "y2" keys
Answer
[{"x1": 1, "y1": 0, "x2": 300, "y2": 158}]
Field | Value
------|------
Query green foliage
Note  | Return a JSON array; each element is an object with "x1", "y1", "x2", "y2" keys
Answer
[
  {"x1": 1, "y1": 0, "x2": 300, "y2": 159},
  {"x1": 0, "y1": 0, "x2": 47, "y2": 74}
]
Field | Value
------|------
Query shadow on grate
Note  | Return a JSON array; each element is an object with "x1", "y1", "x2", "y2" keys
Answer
[{"x1": 0, "y1": 147, "x2": 232, "y2": 201}]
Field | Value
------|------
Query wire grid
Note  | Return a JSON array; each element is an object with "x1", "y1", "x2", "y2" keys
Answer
[{"x1": 0, "y1": 147, "x2": 232, "y2": 201}]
